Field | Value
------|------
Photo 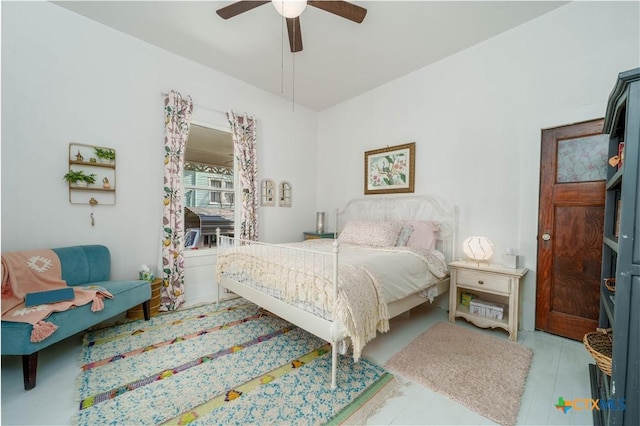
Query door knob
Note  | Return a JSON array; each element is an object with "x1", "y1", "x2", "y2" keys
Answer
[{"x1": 542, "y1": 233, "x2": 551, "y2": 241}]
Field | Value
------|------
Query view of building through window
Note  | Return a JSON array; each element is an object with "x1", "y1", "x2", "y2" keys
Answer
[
  {"x1": 184, "y1": 164, "x2": 234, "y2": 208},
  {"x1": 183, "y1": 124, "x2": 234, "y2": 248}
]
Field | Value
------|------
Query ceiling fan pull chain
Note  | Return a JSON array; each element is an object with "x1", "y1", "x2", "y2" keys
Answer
[
  {"x1": 280, "y1": 11, "x2": 284, "y2": 94},
  {"x1": 292, "y1": 19, "x2": 296, "y2": 112}
]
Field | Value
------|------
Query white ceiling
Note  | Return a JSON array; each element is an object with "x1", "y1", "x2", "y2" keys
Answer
[{"x1": 53, "y1": 1, "x2": 568, "y2": 111}]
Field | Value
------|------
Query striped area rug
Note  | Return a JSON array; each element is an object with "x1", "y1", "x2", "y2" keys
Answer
[{"x1": 74, "y1": 298, "x2": 397, "y2": 425}]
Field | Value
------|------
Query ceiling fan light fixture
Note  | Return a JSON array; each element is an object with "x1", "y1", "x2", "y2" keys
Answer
[{"x1": 272, "y1": 0, "x2": 307, "y2": 18}]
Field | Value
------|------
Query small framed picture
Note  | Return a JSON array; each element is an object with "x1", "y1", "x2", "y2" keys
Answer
[{"x1": 364, "y1": 142, "x2": 415, "y2": 194}]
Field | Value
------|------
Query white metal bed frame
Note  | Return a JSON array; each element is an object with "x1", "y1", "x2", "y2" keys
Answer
[{"x1": 216, "y1": 195, "x2": 458, "y2": 389}]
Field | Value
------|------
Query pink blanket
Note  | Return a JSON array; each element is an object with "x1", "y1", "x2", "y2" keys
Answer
[{"x1": 1, "y1": 249, "x2": 113, "y2": 342}]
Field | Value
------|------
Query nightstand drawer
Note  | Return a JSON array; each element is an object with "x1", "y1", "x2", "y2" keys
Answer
[{"x1": 456, "y1": 269, "x2": 510, "y2": 294}]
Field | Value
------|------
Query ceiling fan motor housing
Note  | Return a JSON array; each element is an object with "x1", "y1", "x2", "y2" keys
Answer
[
  {"x1": 272, "y1": 0, "x2": 307, "y2": 18},
  {"x1": 216, "y1": 1, "x2": 367, "y2": 53}
]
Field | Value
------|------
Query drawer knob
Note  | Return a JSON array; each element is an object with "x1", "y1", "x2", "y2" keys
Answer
[{"x1": 478, "y1": 280, "x2": 484, "y2": 285}]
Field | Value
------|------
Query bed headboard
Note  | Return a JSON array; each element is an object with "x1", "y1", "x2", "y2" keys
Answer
[{"x1": 335, "y1": 195, "x2": 458, "y2": 263}]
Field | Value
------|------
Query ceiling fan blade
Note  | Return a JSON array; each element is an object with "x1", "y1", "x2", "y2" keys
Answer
[
  {"x1": 286, "y1": 17, "x2": 303, "y2": 53},
  {"x1": 308, "y1": 1, "x2": 367, "y2": 23},
  {"x1": 216, "y1": 1, "x2": 270, "y2": 19}
]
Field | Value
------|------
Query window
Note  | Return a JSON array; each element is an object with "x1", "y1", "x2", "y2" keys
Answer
[
  {"x1": 183, "y1": 124, "x2": 234, "y2": 248},
  {"x1": 208, "y1": 177, "x2": 234, "y2": 206}
]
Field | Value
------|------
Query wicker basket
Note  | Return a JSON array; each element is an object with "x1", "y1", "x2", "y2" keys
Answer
[
  {"x1": 127, "y1": 278, "x2": 162, "y2": 320},
  {"x1": 584, "y1": 328, "x2": 613, "y2": 376}
]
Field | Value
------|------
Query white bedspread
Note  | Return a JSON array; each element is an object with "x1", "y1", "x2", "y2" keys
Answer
[
  {"x1": 304, "y1": 240, "x2": 449, "y2": 302},
  {"x1": 216, "y1": 239, "x2": 448, "y2": 361}
]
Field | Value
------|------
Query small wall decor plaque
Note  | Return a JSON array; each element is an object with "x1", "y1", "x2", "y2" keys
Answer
[
  {"x1": 279, "y1": 181, "x2": 292, "y2": 207},
  {"x1": 261, "y1": 179, "x2": 275, "y2": 206}
]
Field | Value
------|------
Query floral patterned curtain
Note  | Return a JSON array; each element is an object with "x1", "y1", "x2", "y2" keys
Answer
[
  {"x1": 227, "y1": 110, "x2": 258, "y2": 241},
  {"x1": 161, "y1": 90, "x2": 193, "y2": 310}
]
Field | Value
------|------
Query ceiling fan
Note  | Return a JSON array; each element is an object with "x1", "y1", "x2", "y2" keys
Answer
[{"x1": 216, "y1": 1, "x2": 367, "y2": 53}]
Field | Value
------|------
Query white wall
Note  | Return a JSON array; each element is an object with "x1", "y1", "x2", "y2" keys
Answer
[
  {"x1": 1, "y1": 2, "x2": 319, "y2": 280},
  {"x1": 316, "y1": 1, "x2": 640, "y2": 331}
]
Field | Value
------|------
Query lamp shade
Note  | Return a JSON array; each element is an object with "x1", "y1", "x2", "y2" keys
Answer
[
  {"x1": 462, "y1": 236, "x2": 495, "y2": 262},
  {"x1": 272, "y1": 0, "x2": 307, "y2": 18}
]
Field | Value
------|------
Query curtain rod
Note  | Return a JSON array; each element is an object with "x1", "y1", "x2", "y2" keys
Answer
[{"x1": 160, "y1": 92, "x2": 227, "y2": 115}]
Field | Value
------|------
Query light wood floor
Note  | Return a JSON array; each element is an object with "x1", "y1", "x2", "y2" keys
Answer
[{"x1": 1, "y1": 297, "x2": 594, "y2": 425}]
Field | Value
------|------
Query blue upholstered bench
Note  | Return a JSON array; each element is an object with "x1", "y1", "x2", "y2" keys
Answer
[{"x1": 1, "y1": 245, "x2": 151, "y2": 390}]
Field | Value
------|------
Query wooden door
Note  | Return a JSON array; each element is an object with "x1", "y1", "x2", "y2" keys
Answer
[{"x1": 536, "y1": 119, "x2": 607, "y2": 341}]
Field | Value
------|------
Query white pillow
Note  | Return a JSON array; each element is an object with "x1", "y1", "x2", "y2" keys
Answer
[{"x1": 338, "y1": 221, "x2": 404, "y2": 247}]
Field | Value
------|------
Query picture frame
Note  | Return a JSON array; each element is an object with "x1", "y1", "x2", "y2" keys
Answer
[{"x1": 364, "y1": 142, "x2": 415, "y2": 194}]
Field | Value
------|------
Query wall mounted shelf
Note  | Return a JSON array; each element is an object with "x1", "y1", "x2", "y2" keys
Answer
[{"x1": 67, "y1": 142, "x2": 116, "y2": 205}]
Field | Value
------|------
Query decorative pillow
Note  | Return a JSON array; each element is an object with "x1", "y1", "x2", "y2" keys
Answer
[
  {"x1": 395, "y1": 224, "x2": 414, "y2": 246},
  {"x1": 405, "y1": 220, "x2": 440, "y2": 250},
  {"x1": 338, "y1": 221, "x2": 404, "y2": 247}
]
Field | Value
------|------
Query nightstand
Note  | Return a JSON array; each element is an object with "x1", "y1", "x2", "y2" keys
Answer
[
  {"x1": 303, "y1": 231, "x2": 335, "y2": 240},
  {"x1": 448, "y1": 260, "x2": 528, "y2": 342}
]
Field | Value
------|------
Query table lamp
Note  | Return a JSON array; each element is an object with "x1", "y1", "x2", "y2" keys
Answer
[{"x1": 462, "y1": 236, "x2": 494, "y2": 265}]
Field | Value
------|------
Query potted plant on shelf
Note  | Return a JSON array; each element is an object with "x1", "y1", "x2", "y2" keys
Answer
[
  {"x1": 94, "y1": 148, "x2": 116, "y2": 164},
  {"x1": 83, "y1": 173, "x2": 97, "y2": 185},
  {"x1": 63, "y1": 170, "x2": 96, "y2": 187}
]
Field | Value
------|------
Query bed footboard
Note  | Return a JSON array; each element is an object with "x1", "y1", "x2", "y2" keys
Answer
[{"x1": 216, "y1": 231, "x2": 341, "y2": 388}]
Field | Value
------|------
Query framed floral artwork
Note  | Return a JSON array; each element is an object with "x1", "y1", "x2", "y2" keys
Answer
[{"x1": 364, "y1": 142, "x2": 415, "y2": 194}]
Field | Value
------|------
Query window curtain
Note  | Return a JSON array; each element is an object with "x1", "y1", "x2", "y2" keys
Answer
[
  {"x1": 161, "y1": 90, "x2": 193, "y2": 310},
  {"x1": 227, "y1": 110, "x2": 258, "y2": 241}
]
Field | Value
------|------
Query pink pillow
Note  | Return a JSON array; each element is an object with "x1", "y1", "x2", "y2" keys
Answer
[{"x1": 405, "y1": 221, "x2": 439, "y2": 250}]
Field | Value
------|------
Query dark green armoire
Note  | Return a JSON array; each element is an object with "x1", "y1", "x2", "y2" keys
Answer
[{"x1": 592, "y1": 67, "x2": 639, "y2": 426}]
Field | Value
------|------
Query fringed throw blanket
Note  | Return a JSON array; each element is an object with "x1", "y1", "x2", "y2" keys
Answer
[
  {"x1": 217, "y1": 247, "x2": 388, "y2": 362},
  {"x1": 1, "y1": 249, "x2": 113, "y2": 342},
  {"x1": 217, "y1": 240, "x2": 449, "y2": 362}
]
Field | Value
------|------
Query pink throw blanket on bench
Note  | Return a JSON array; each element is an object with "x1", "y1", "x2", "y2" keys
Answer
[{"x1": 1, "y1": 249, "x2": 113, "y2": 342}]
